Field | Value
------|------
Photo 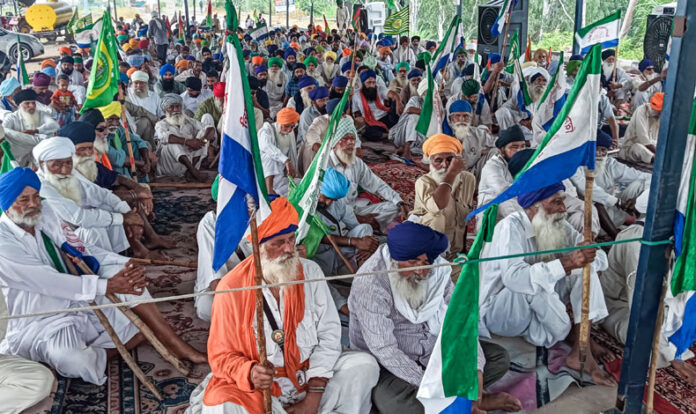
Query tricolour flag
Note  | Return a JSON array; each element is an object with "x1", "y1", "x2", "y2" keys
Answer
[
  {"x1": 249, "y1": 24, "x2": 269, "y2": 41},
  {"x1": 467, "y1": 43, "x2": 602, "y2": 220},
  {"x1": 15, "y1": 35, "x2": 29, "y2": 87},
  {"x1": 532, "y1": 51, "x2": 567, "y2": 134},
  {"x1": 351, "y1": 6, "x2": 362, "y2": 32},
  {"x1": 323, "y1": 14, "x2": 329, "y2": 34},
  {"x1": 179, "y1": 12, "x2": 186, "y2": 42},
  {"x1": 213, "y1": 1, "x2": 271, "y2": 271},
  {"x1": 431, "y1": 15, "x2": 461, "y2": 76},
  {"x1": 524, "y1": 35, "x2": 531, "y2": 61},
  {"x1": 417, "y1": 205, "x2": 499, "y2": 412},
  {"x1": 383, "y1": 5, "x2": 409, "y2": 36},
  {"x1": 491, "y1": 0, "x2": 517, "y2": 38},
  {"x1": 575, "y1": 10, "x2": 621, "y2": 55},
  {"x1": 81, "y1": 9, "x2": 120, "y2": 112},
  {"x1": 668, "y1": 98, "x2": 696, "y2": 359}
]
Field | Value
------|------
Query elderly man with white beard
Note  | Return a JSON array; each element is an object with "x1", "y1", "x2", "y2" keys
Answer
[
  {"x1": 479, "y1": 183, "x2": 616, "y2": 386},
  {"x1": 620, "y1": 93, "x2": 663, "y2": 164},
  {"x1": 448, "y1": 78, "x2": 493, "y2": 131},
  {"x1": 297, "y1": 86, "x2": 329, "y2": 148},
  {"x1": 442, "y1": 100, "x2": 497, "y2": 179},
  {"x1": 2, "y1": 89, "x2": 59, "y2": 166},
  {"x1": 389, "y1": 76, "x2": 429, "y2": 160},
  {"x1": 187, "y1": 196, "x2": 380, "y2": 414},
  {"x1": 80, "y1": 108, "x2": 116, "y2": 171},
  {"x1": 495, "y1": 68, "x2": 549, "y2": 133},
  {"x1": 387, "y1": 62, "x2": 410, "y2": 100},
  {"x1": 258, "y1": 107, "x2": 301, "y2": 196},
  {"x1": 286, "y1": 75, "x2": 317, "y2": 115},
  {"x1": 349, "y1": 222, "x2": 521, "y2": 414},
  {"x1": 398, "y1": 69, "x2": 422, "y2": 108},
  {"x1": 328, "y1": 117, "x2": 406, "y2": 232},
  {"x1": 631, "y1": 58, "x2": 664, "y2": 112},
  {"x1": 264, "y1": 57, "x2": 288, "y2": 118},
  {"x1": 155, "y1": 94, "x2": 215, "y2": 181},
  {"x1": 320, "y1": 51, "x2": 339, "y2": 86},
  {"x1": 411, "y1": 134, "x2": 476, "y2": 260},
  {"x1": 0, "y1": 168, "x2": 207, "y2": 386},
  {"x1": 601, "y1": 49, "x2": 632, "y2": 106},
  {"x1": 126, "y1": 71, "x2": 162, "y2": 146}
]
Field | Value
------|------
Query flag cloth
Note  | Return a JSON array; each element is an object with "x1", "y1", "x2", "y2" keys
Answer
[
  {"x1": 351, "y1": 6, "x2": 362, "y2": 32},
  {"x1": 575, "y1": 10, "x2": 621, "y2": 55},
  {"x1": 383, "y1": 6, "x2": 409, "y2": 35},
  {"x1": 505, "y1": 28, "x2": 520, "y2": 74},
  {"x1": 512, "y1": 59, "x2": 532, "y2": 117},
  {"x1": 66, "y1": 8, "x2": 78, "y2": 33},
  {"x1": 81, "y1": 9, "x2": 120, "y2": 112},
  {"x1": 206, "y1": 0, "x2": 212, "y2": 27},
  {"x1": 323, "y1": 14, "x2": 329, "y2": 34},
  {"x1": 524, "y1": 35, "x2": 531, "y2": 61},
  {"x1": 15, "y1": 35, "x2": 29, "y2": 87},
  {"x1": 532, "y1": 51, "x2": 567, "y2": 133},
  {"x1": 179, "y1": 12, "x2": 186, "y2": 42},
  {"x1": 73, "y1": 18, "x2": 102, "y2": 50},
  {"x1": 668, "y1": 98, "x2": 696, "y2": 358},
  {"x1": 417, "y1": 206, "x2": 499, "y2": 412},
  {"x1": 491, "y1": 0, "x2": 516, "y2": 38},
  {"x1": 385, "y1": 0, "x2": 397, "y2": 9},
  {"x1": 214, "y1": 1, "x2": 271, "y2": 271},
  {"x1": 467, "y1": 43, "x2": 602, "y2": 220},
  {"x1": 288, "y1": 76, "x2": 353, "y2": 257},
  {"x1": 0, "y1": 141, "x2": 18, "y2": 173},
  {"x1": 431, "y1": 15, "x2": 460, "y2": 76},
  {"x1": 249, "y1": 24, "x2": 269, "y2": 41},
  {"x1": 416, "y1": 53, "x2": 435, "y2": 136}
]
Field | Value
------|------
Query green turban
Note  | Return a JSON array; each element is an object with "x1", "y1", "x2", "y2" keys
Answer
[
  {"x1": 363, "y1": 54, "x2": 377, "y2": 69},
  {"x1": 117, "y1": 34, "x2": 128, "y2": 42},
  {"x1": 566, "y1": 60, "x2": 581, "y2": 77},
  {"x1": 417, "y1": 51, "x2": 431, "y2": 65},
  {"x1": 268, "y1": 56, "x2": 283, "y2": 68},
  {"x1": 304, "y1": 56, "x2": 318, "y2": 67},
  {"x1": 395, "y1": 61, "x2": 410, "y2": 72},
  {"x1": 461, "y1": 79, "x2": 480, "y2": 96}
]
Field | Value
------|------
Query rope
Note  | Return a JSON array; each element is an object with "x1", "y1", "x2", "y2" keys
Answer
[{"x1": 0, "y1": 237, "x2": 672, "y2": 321}]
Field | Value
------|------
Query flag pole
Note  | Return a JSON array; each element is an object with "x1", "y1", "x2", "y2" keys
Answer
[
  {"x1": 247, "y1": 196, "x2": 272, "y2": 414},
  {"x1": 490, "y1": 11, "x2": 512, "y2": 112},
  {"x1": 118, "y1": 87, "x2": 139, "y2": 180},
  {"x1": 578, "y1": 167, "x2": 595, "y2": 380},
  {"x1": 646, "y1": 274, "x2": 668, "y2": 414}
]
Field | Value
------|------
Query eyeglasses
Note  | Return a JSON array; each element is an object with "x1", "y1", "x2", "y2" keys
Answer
[{"x1": 95, "y1": 126, "x2": 107, "y2": 132}]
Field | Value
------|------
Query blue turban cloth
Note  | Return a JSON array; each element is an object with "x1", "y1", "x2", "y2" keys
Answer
[
  {"x1": 0, "y1": 167, "x2": 41, "y2": 211},
  {"x1": 243, "y1": 50, "x2": 251, "y2": 58},
  {"x1": 359, "y1": 69, "x2": 376, "y2": 83},
  {"x1": 60, "y1": 121, "x2": 95, "y2": 145},
  {"x1": 407, "y1": 69, "x2": 422, "y2": 79},
  {"x1": 309, "y1": 86, "x2": 329, "y2": 100},
  {"x1": 284, "y1": 48, "x2": 297, "y2": 59},
  {"x1": 159, "y1": 63, "x2": 176, "y2": 77},
  {"x1": 507, "y1": 148, "x2": 535, "y2": 176},
  {"x1": 282, "y1": 41, "x2": 290, "y2": 49},
  {"x1": 185, "y1": 55, "x2": 195, "y2": 61},
  {"x1": 255, "y1": 64, "x2": 268, "y2": 74},
  {"x1": 41, "y1": 66, "x2": 56, "y2": 78},
  {"x1": 320, "y1": 168, "x2": 350, "y2": 199},
  {"x1": 267, "y1": 45, "x2": 278, "y2": 54},
  {"x1": 213, "y1": 53, "x2": 224, "y2": 61},
  {"x1": 120, "y1": 72, "x2": 130, "y2": 85},
  {"x1": 387, "y1": 221, "x2": 448, "y2": 264},
  {"x1": 639, "y1": 58, "x2": 655, "y2": 72},
  {"x1": 341, "y1": 61, "x2": 353, "y2": 74},
  {"x1": 126, "y1": 55, "x2": 145, "y2": 68},
  {"x1": 517, "y1": 182, "x2": 566, "y2": 209},
  {"x1": 442, "y1": 100, "x2": 472, "y2": 135},
  {"x1": 0, "y1": 77, "x2": 19, "y2": 97},
  {"x1": 596, "y1": 129, "x2": 613, "y2": 149},
  {"x1": 297, "y1": 75, "x2": 315, "y2": 89},
  {"x1": 569, "y1": 54, "x2": 583, "y2": 61},
  {"x1": 488, "y1": 53, "x2": 501, "y2": 64},
  {"x1": 326, "y1": 98, "x2": 341, "y2": 114},
  {"x1": 332, "y1": 75, "x2": 348, "y2": 88}
]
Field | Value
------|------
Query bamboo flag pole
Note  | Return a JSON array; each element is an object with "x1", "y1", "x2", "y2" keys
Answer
[
  {"x1": 326, "y1": 234, "x2": 356, "y2": 273},
  {"x1": 118, "y1": 87, "x2": 139, "y2": 180},
  {"x1": 247, "y1": 199, "x2": 272, "y2": 414},
  {"x1": 578, "y1": 167, "x2": 595, "y2": 380},
  {"x1": 490, "y1": 12, "x2": 512, "y2": 112}
]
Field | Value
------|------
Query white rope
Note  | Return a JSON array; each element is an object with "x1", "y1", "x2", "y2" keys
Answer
[{"x1": 0, "y1": 261, "x2": 464, "y2": 321}]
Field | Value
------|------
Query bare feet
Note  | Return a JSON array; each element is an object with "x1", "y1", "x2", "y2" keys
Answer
[
  {"x1": 130, "y1": 240, "x2": 153, "y2": 259},
  {"x1": 671, "y1": 360, "x2": 696, "y2": 386},
  {"x1": 145, "y1": 236, "x2": 178, "y2": 250},
  {"x1": 146, "y1": 250, "x2": 170, "y2": 261},
  {"x1": 591, "y1": 338, "x2": 616, "y2": 365},
  {"x1": 479, "y1": 392, "x2": 523, "y2": 412},
  {"x1": 566, "y1": 345, "x2": 617, "y2": 386}
]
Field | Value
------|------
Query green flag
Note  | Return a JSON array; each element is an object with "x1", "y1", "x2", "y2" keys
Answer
[
  {"x1": 385, "y1": 0, "x2": 396, "y2": 9},
  {"x1": 81, "y1": 9, "x2": 120, "y2": 112},
  {"x1": 66, "y1": 7, "x2": 78, "y2": 33},
  {"x1": 16, "y1": 35, "x2": 29, "y2": 87},
  {"x1": 415, "y1": 54, "x2": 434, "y2": 136},
  {"x1": 383, "y1": 5, "x2": 409, "y2": 35},
  {"x1": 0, "y1": 141, "x2": 17, "y2": 173},
  {"x1": 505, "y1": 29, "x2": 520, "y2": 74}
]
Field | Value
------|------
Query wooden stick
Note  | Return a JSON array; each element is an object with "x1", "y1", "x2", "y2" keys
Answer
[
  {"x1": 578, "y1": 167, "x2": 595, "y2": 381},
  {"x1": 646, "y1": 271, "x2": 669, "y2": 414},
  {"x1": 130, "y1": 257, "x2": 198, "y2": 269},
  {"x1": 490, "y1": 12, "x2": 512, "y2": 112},
  {"x1": 326, "y1": 234, "x2": 356, "y2": 274},
  {"x1": 248, "y1": 208, "x2": 272, "y2": 414},
  {"x1": 118, "y1": 87, "x2": 139, "y2": 180},
  {"x1": 149, "y1": 182, "x2": 213, "y2": 189},
  {"x1": 611, "y1": 41, "x2": 620, "y2": 84}
]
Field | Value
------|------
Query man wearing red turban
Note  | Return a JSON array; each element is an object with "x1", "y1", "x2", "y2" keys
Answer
[{"x1": 187, "y1": 196, "x2": 379, "y2": 414}]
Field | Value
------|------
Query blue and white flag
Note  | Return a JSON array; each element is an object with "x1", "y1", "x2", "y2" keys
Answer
[
  {"x1": 213, "y1": 39, "x2": 271, "y2": 271},
  {"x1": 74, "y1": 19, "x2": 102, "y2": 50},
  {"x1": 532, "y1": 52, "x2": 567, "y2": 141},
  {"x1": 575, "y1": 10, "x2": 621, "y2": 55},
  {"x1": 467, "y1": 44, "x2": 602, "y2": 220},
  {"x1": 490, "y1": 0, "x2": 516, "y2": 38},
  {"x1": 249, "y1": 24, "x2": 269, "y2": 41},
  {"x1": 431, "y1": 15, "x2": 460, "y2": 76}
]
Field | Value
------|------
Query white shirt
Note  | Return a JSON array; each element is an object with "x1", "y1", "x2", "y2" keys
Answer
[
  {"x1": 570, "y1": 158, "x2": 651, "y2": 208},
  {"x1": 180, "y1": 89, "x2": 213, "y2": 116},
  {"x1": 127, "y1": 89, "x2": 163, "y2": 117},
  {"x1": 328, "y1": 150, "x2": 403, "y2": 207},
  {"x1": 351, "y1": 83, "x2": 389, "y2": 120}
]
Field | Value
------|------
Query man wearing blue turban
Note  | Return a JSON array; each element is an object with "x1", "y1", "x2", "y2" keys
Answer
[
  {"x1": 631, "y1": 57, "x2": 664, "y2": 112},
  {"x1": 480, "y1": 182, "x2": 617, "y2": 387},
  {"x1": 154, "y1": 63, "x2": 186, "y2": 97},
  {"x1": 297, "y1": 86, "x2": 329, "y2": 148},
  {"x1": 353, "y1": 69, "x2": 402, "y2": 142}
]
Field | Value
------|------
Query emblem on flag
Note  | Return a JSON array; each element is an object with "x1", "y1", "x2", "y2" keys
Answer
[{"x1": 384, "y1": 6, "x2": 409, "y2": 35}]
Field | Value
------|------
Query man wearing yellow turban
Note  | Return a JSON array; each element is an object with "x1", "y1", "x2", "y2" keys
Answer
[
  {"x1": 320, "y1": 51, "x2": 339, "y2": 85},
  {"x1": 411, "y1": 133, "x2": 476, "y2": 259}
]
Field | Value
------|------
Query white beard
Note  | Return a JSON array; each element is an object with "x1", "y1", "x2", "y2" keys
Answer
[
  {"x1": 322, "y1": 62, "x2": 335, "y2": 78},
  {"x1": 595, "y1": 156, "x2": 607, "y2": 176},
  {"x1": 451, "y1": 121, "x2": 470, "y2": 142},
  {"x1": 19, "y1": 109, "x2": 41, "y2": 130},
  {"x1": 530, "y1": 84, "x2": 546, "y2": 103},
  {"x1": 531, "y1": 204, "x2": 568, "y2": 261},
  {"x1": 44, "y1": 170, "x2": 83, "y2": 205},
  {"x1": 275, "y1": 124, "x2": 295, "y2": 156},
  {"x1": 260, "y1": 246, "x2": 301, "y2": 287},
  {"x1": 300, "y1": 88, "x2": 312, "y2": 108},
  {"x1": 165, "y1": 113, "x2": 186, "y2": 127},
  {"x1": 5, "y1": 205, "x2": 42, "y2": 227},
  {"x1": 389, "y1": 261, "x2": 428, "y2": 310},
  {"x1": 94, "y1": 135, "x2": 109, "y2": 155},
  {"x1": 214, "y1": 98, "x2": 224, "y2": 111},
  {"x1": 395, "y1": 76, "x2": 408, "y2": 88},
  {"x1": 334, "y1": 147, "x2": 356, "y2": 166},
  {"x1": 428, "y1": 164, "x2": 447, "y2": 183},
  {"x1": 409, "y1": 83, "x2": 418, "y2": 96},
  {"x1": 602, "y1": 62, "x2": 615, "y2": 78},
  {"x1": 268, "y1": 69, "x2": 282, "y2": 84},
  {"x1": 73, "y1": 155, "x2": 99, "y2": 182},
  {"x1": 643, "y1": 73, "x2": 657, "y2": 81},
  {"x1": 133, "y1": 89, "x2": 149, "y2": 99}
]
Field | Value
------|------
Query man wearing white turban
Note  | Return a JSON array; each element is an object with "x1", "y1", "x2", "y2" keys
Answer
[
  {"x1": 126, "y1": 70, "x2": 162, "y2": 146},
  {"x1": 3, "y1": 89, "x2": 59, "y2": 166}
]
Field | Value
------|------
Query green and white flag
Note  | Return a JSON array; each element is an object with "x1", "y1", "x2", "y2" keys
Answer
[
  {"x1": 81, "y1": 10, "x2": 120, "y2": 112},
  {"x1": 575, "y1": 10, "x2": 621, "y2": 54},
  {"x1": 505, "y1": 29, "x2": 520, "y2": 74},
  {"x1": 0, "y1": 141, "x2": 18, "y2": 173},
  {"x1": 15, "y1": 35, "x2": 29, "y2": 86},
  {"x1": 383, "y1": 6, "x2": 409, "y2": 35}
]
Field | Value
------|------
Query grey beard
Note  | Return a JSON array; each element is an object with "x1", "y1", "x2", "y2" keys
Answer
[
  {"x1": 595, "y1": 156, "x2": 607, "y2": 176},
  {"x1": 94, "y1": 136, "x2": 109, "y2": 154},
  {"x1": 531, "y1": 204, "x2": 568, "y2": 262},
  {"x1": 451, "y1": 122, "x2": 470, "y2": 142},
  {"x1": 428, "y1": 165, "x2": 447, "y2": 183},
  {"x1": 268, "y1": 69, "x2": 282, "y2": 84},
  {"x1": 260, "y1": 246, "x2": 301, "y2": 287},
  {"x1": 19, "y1": 109, "x2": 41, "y2": 129},
  {"x1": 300, "y1": 89, "x2": 312, "y2": 108},
  {"x1": 5, "y1": 206, "x2": 42, "y2": 227},
  {"x1": 389, "y1": 261, "x2": 428, "y2": 310},
  {"x1": 530, "y1": 85, "x2": 545, "y2": 103},
  {"x1": 44, "y1": 170, "x2": 82, "y2": 205},
  {"x1": 165, "y1": 113, "x2": 186, "y2": 126},
  {"x1": 74, "y1": 155, "x2": 98, "y2": 182}
]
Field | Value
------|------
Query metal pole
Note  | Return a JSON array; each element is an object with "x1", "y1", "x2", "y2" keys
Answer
[
  {"x1": 12, "y1": 0, "x2": 17, "y2": 16},
  {"x1": 572, "y1": 0, "x2": 584, "y2": 55},
  {"x1": 310, "y1": 0, "x2": 314, "y2": 29},
  {"x1": 193, "y1": 0, "x2": 196, "y2": 23},
  {"x1": 613, "y1": 0, "x2": 696, "y2": 412},
  {"x1": 184, "y1": 0, "x2": 190, "y2": 36},
  {"x1": 113, "y1": 0, "x2": 118, "y2": 22},
  {"x1": 269, "y1": 0, "x2": 272, "y2": 27},
  {"x1": 285, "y1": 0, "x2": 289, "y2": 28},
  {"x1": 457, "y1": 0, "x2": 462, "y2": 19},
  {"x1": 157, "y1": 0, "x2": 161, "y2": 14}
]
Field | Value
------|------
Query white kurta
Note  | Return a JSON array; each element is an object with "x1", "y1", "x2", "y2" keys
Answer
[
  {"x1": 631, "y1": 76, "x2": 661, "y2": 112},
  {"x1": 479, "y1": 211, "x2": 608, "y2": 348},
  {"x1": 620, "y1": 103, "x2": 660, "y2": 164},
  {"x1": 0, "y1": 205, "x2": 146, "y2": 385},
  {"x1": 38, "y1": 170, "x2": 131, "y2": 253},
  {"x1": 181, "y1": 89, "x2": 214, "y2": 117},
  {"x1": 297, "y1": 104, "x2": 322, "y2": 150},
  {"x1": 3, "y1": 110, "x2": 59, "y2": 166},
  {"x1": 262, "y1": 72, "x2": 287, "y2": 118},
  {"x1": 155, "y1": 116, "x2": 211, "y2": 177},
  {"x1": 258, "y1": 122, "x2": 298, "y2": 196},
  {"x1": 127, "y1": 89, "x2": 163, "y2": 118},
  {"x1": 389, "y1": 96, "x2": 424, "y2": 149}
]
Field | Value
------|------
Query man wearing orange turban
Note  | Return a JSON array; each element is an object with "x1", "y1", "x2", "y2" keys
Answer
[
  {"x1": 412, "y1": 133, "x2": 476, "y2": 258},
  {"x1": 187, "y1": 196, "x2": 379, "y2": 414},
  {"x1": 620, "y1": 91, "x2": 663, "y2": 164},
  {"x1": 258, "y1": 108, "x2": 300, "y2": 196}
]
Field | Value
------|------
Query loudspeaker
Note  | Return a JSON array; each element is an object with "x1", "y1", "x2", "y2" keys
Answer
[
  {"x1": 352, "y1": 4, "x2": 368, "y2": 33},
  {"x1": 477, "y1": 0, "x2": 528, "y2": 61},
  {"x1": 644, "y1": 4, "x2": 676, "y2": 72}
]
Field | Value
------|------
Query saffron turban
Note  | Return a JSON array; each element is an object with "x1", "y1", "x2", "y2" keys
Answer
[
  {"x1": 0, "y1": 77, "x2": 19, "y2": 97},
  {"x1": 251, "y1": 56, "x2": 264, "y2": 65},
  {"x1": 596, "y1": 129, "x2": 613, "y2": 149},
  {"x1": 98, "y1": 101, "x2": 123, "y2": 119},
  {"x1": 407, "y1": 69, "x2": 422, "y2": 79},
  {"x1": 161, "y1": 93, "x2": 184, "y2": 110},
  {"x1": 422, "y1": 133, "x2": 463, "y2": 158},
  {"x1": 268, "y1": 57, "x2": 283, "y2": 68},
  {"x1": 650, "y1": 92, "x2": 664, "y2": 111},
  {"x1": 213, "y1": 82, "x2": 225, "y2": 98},
  {"x1": 395, "y1": 62, "x2": 410, "y2": 72},
  {"x1": 320, "y1": 168, "x2": 350, "y2": 199},
  {"x1": 126, "y1": 67, "x2": 138, "y2": 78},
  {"x1": 449, "y1": 100, "x2": 472, "y2": 114},
  {"x1": 289, "y1": 42, "x2": 300, "y2": 51},
  {"x1": 59, "y1": 46, "x2": 72, "y2": 55},
  {"x1": 131, "y1": 70, "x2": 149, "y2": 82},
  {"x1": 517, "y1": 182, "x2": 566, "y2": 209},
  {"x1": 342, "y1": 48, "x2": 352, "y2": 57},
  {"x1": 33, "y1": 137, "x2": 75, "y2": 163},
  {"x1": 13, "y1": 88, "x2": 38, "y2": 105},
  {"x1": 332, "y1": 76, "x2": 348, "y2": 88},
  {"x1": 175, "y1": 60, "x2": 190, "y2": 70},
  {"x1": 387, "y1": 221, "x2": 448, "y2": 264},
  {"x1": 254, "y1": 196, "x2": 299, "y2": 243},
  {"x1": 41, "y1": 59, "x2": 56, "y2": 69},
  {"x1": 308, "y1": 86, "x2": 328, "y2": 100},
  {"x1": 159, "y1": 63, "x2": 176, "y2": 77},
  {"x1": 496, "y1": 125, "x2": 526, "y2": 148},
  {"x1": 507, "y1": 148, "x2": 535, "y2": 176},
  {"x1": 0, "y1": 167, "x2": 41, "y2": 211},
  {"x1": 60, "y1": 121, "x2": 95, "y2": 145},
  {"x1": 359, "y1": 69, "x2": 376, "y2": 83},
  {"x1": 461, "y1": 79, "x2": 480, "y2": 96},
  {"x1": 324, "y1": 51, "x2": 337, "y2": 61},
  {"x1": 276, "y1": 107, "x2": 300, "y2": 125}
]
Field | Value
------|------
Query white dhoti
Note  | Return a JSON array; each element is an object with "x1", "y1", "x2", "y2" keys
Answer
[
  {"x1": 0, "y1": 354, "x2": 54, "y2": 414},
  {"x1": 483, "y1": 269, "x2": 607, "y2": 348},
  {"x1": 389, "y1": 113, "x2": 424, "y2": 151},
  {"x1": 313, "y1": 224, "x2": 372, "y2": 277},
  {"x1": 353, "y1": 201, "x2": 399, "y2": 233},
  {"x1": 76, "y1": 224, "x2": 130, "y2": 254},
  {"x1": 157, "y1": 142, "x2": 209, "y2": 177},
  {"x1": 620, "y1": 143, "x2": 654, "y2": 164},
  {"x1": 186, "y1": 351, "x2": 380, "y2": 414}
]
